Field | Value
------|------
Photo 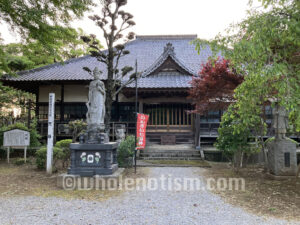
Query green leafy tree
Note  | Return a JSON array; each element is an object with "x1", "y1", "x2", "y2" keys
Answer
[
  {"x1": 68, "y1": 120, "x2": 87, "y2": 142},
  {"x1": 216, "y1": 105, "x2": 261, "y2": 170},
  {"x1": 2, "y1": 28, "x2": 91, "y2": 72},
  {"x1": 194, "y1": 0, "x2": 300, "y2": 169},
  {"x1": 0, "y1": 0, "x2": 95, "y2": 75}
]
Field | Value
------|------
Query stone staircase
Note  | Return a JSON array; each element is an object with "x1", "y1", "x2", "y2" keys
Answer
[{"x1": 139, "y1": 144, "x2": 202, "y2": 160}]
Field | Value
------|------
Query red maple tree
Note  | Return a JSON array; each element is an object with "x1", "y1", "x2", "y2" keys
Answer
[{"x1": 189, "y1": 58, "x2": 244, "y2": 114}]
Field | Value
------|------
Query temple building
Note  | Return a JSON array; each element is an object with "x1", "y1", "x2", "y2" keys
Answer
[{"x1": 3, "y1": 35, "x2": 225, "y2": 146}]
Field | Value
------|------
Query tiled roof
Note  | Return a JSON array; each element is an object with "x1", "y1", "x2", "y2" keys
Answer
[
  {"x1": 126, "y1": 71, "x2": 192, "y2": 88},
  {"x1": 3, "y1": 34, "x2": 214, "y2": 83},
  {"x1": 141, "y1": 43, "x2": 197, "y2": 77}
]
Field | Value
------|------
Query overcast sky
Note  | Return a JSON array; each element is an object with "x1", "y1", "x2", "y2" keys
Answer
[{"x1": 1, "y1": 0, "x2": 260, "y2": 45}]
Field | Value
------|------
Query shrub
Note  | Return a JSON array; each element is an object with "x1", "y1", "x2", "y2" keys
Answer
[
  {"x1": 0, "y1": 122, "x2": 41, "y2": 147},
  {"x1": 68, "y1": 120, "x2": 87, "y2": 142},
  {"x1": 14, "y1": 158, "x2": 30, "y2": 166},
  {"x1": 55, "y1": 139, "x2": 72, "y2": 168},
  {"x1": 117, "y1": 135, "x2": 135, "y2": 168},
  {"x1": 35, "y1": 146, "x2": 64, "y2": 170}
]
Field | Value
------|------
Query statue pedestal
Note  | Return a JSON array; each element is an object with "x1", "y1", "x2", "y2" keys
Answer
[
  {"x1": 68, "y1": 142, "x2": 118, "y2": 177},
  {"x1": 267, "y1": 139, "x2": 297, "y2": 176}
]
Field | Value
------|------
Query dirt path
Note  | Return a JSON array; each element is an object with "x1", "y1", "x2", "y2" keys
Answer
[{"x1": 0, "y1": 167, "x2": 295, "y2": 225}]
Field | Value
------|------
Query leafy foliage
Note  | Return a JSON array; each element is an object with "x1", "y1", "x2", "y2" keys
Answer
[
  {"x1": 0, "y1": 0, "x2": 95, "y2": 126},
  {"x1": 1, "y1": 28, "x2": 90, "y2": 74},
  {"x1": 82, "y1": 0, "x2": 136, "y2": 125},
  {"x1": 35, "y1": 146, "x2": 64, "y2": 170},
  {"x1": 193, "y1": 0, "x2": 300, "y2": 169},
  {"x1": 0, "y1": 0, "x2": 94, "y2": 75},
  {"x1": 194, "y1": 0, "x2": 300, "y2": 130},
  {"x1": 215, "y1": 105, "x2": 260, "y2": 168},
  {"x1": 189, "y1": 58, "x2": 243, "y2": 114},
  {"x1": 68, "y1": 120, "x2": 87, "y2": 142},
  {"x1": 55, "y1": 139, "x2": 73, "y2": 168},
  {"x1": 117, "y1": 135, "x2": 135, "y2": 168}
]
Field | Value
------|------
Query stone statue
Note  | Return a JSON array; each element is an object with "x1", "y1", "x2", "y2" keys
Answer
[
  {"x1": 272, "y1": 104, "x2": 289, "y2": 140},
  {"x1": 115, "y1": 127, "x2": 126, "y2": 145},
  {"x1": 86, "y1": 68, "x2": 106, "y2": 130}
]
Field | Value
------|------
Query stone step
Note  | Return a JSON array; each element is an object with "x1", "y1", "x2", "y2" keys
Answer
[
  {"x1": 146, "y1": 132, "x2": 194, "y2": 136},
  {"x1": 141, "y1": 153, "x2": 201, "y2": 157},
  {"x1": 142, "y1": 150, "x2": 200, "y2": 153},
  {"x1": 147, "y1": 142, "x2": 194, "y2": 145},
  {"x1": 140, "y1": 157, "x2": 202, "y2": 160}
]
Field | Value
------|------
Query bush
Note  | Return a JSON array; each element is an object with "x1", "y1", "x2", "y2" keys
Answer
[
  {"x1": 35, "y1": 146, "x2": 64, "y2": 170},
  {"x1": 117, "y1": 135, "x2": 135, "y2": 168},
  {"x1": 14, "y1": 158, "x2": 31, "y2": 166},
  {"x1": 68, "y1": 120, "x2": 87, "y2": 142},
  {"x1": 55, "y1": 139, "x2": 72, "y2": 168},
  {"x1": 0, "y1": 122, "x2": 41, "y2": 147}
]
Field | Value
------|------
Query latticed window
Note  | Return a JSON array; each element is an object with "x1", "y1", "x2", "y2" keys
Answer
[{"x1": 38, "y1": 105, "x2": 60, "y2": 120}]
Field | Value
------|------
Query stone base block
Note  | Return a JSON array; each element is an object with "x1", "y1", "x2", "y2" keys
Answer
[
  {"x1": 57, "y1": 168, "x2": 125, "y2": 190},
  {"x1": 267, "y1": 139, "x2": 297, "y2": 176},
  {"x1": 68, "y1": 164, "x2": 118, "y2": 177}
]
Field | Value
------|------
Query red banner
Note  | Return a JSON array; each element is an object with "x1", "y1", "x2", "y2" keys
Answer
[{"x1": 136, "y1": 113, "x2": 149, "y2": 149}]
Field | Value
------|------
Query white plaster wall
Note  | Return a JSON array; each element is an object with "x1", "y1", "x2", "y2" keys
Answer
[
  {"x1": 39, "y1": 85, "x2": 61, "y2": 102},
  {"x1": 64, "y1": 85, "x2": 88, "y2": 102},
  {"x1": 39, "y1": 85, "x2": 89, "y2": 102},
  {"x1": 39, "y1": 85, "x2": 189, "y2": 103},
  {"x1": 118, "y1": 93, "x2": 135, "y2": 102}
]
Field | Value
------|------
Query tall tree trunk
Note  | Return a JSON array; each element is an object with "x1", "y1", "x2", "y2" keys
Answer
[{"x1": 233, "y1": 149, "x2": 243, "y2": 172}]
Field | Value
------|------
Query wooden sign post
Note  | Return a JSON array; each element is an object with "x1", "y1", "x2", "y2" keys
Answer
[
  {"x1": 3, "y1": 129, "x2": 30, "y2": 163},
  {"x1": 47, "y1": 93, "x2": 55, "y2": 174}
]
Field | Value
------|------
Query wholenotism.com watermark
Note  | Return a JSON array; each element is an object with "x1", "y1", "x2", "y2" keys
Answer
[{"x1": 62, "y1": 174, "x2": 245, "y2": 192}]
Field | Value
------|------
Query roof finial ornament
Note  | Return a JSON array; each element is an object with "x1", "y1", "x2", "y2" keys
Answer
[{"x1": 164, "y1": 43, "x2": 175, "y2": 56}]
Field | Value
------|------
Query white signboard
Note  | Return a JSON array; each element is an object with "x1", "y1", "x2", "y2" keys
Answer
[
  {"x1": 3, "y1": 129, "x2": 30, "y2": 163},
  {"x1": 47, "y1": 93, "x2": 55, "y2": 174},
  {"x1": 4, "y1": 129, "x2": 30, "y2": 147}
]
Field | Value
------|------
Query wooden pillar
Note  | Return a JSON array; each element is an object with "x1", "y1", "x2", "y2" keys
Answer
[
  {"x1": 175, "y1": 104, "x2": 178, "y2": 125},
  {"x1": 35, "y1": 89, "x2": 39, "y2": 125},
  {"x1": 27, "y1": 100, "x2": 31, "y2": 129},
  {"x1": 183, "y1": 105, "x2": 185, "y2": 126},
  {"x1": 171, "y1": 104, "x2": 174, "y2": 125},
  {"x1": 60, "y1": 84, "x2": 64, "y2": 122},
  {"x1": 195, "y1": 114, "x2": 200, "y2": 146},
  {"x1": 159, "y1": 106, "x2": 161, "y2": 125},
  {"x1": 179, "y1": 106, "x2": 182, "y2": 132},
  {"x1": 162, "y1": 105, "x2": 165, "y2": 125},
  {"x1": 167, "y1": 108, "x2": 170, "y2": 131}
]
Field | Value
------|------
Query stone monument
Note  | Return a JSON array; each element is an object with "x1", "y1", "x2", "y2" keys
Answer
[
  {"x1": 267, "y1": 104, "x2": 297, "y2": 176},
  {"x1": 115, "y1": 124, "x2": 126, "y2": 146},
  {"x1": 67, "y1": 68, "x2": 118, "y2": 176}
]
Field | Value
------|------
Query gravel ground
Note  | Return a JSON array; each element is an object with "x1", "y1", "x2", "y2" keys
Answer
[{"x1": 0, "y1": 167, "x2": 297, "y2": 225}]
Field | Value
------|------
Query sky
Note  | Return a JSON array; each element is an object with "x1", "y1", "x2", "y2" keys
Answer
[{"x1": 1, "y1": 0, "x2": 260, "y2": 45}]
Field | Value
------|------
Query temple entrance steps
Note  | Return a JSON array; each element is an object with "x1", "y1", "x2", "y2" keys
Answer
[
  {"x1": 139, "y1": 144, "x2": 202, "y2": 160},
  {"x1": 146, "y1": 131, "x2": 194, "y2": 145}
]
